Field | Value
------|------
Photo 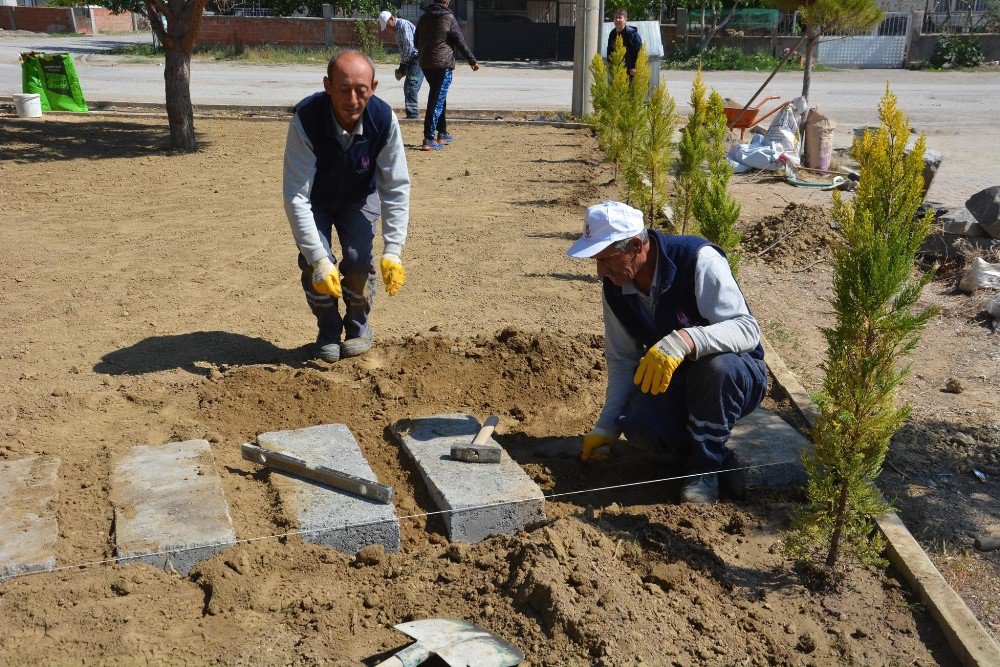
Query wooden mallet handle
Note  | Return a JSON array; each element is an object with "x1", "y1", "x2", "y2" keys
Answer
[{"x1": 472, "y1": 415, "x2": 500, "y2": 446}]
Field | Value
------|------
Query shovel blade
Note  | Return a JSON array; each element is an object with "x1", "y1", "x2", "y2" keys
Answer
[
  {"x1": 433, "y1": 635, "x2": 525, "y2": 667},
  {"x1": 393, "y1": 619, "x2": 524, "y2": 666}
]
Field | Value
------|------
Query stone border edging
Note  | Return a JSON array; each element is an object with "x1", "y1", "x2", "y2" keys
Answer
[
  {"x1": 760, "y1": 333, "x2": 1000, "y2": 666},
  {"x1": 0, "y1": 98, "x2": 588, "y2": 129}
]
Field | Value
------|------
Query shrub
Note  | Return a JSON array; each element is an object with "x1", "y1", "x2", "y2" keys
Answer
[
  {"x1": 664, "y1": 46, "x2": 788, "y2": 71},
  {"x1": 928, "y1": 34, "x2": 984, "y2": 68}
]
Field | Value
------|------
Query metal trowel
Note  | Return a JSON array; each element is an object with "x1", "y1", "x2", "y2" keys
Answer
[{"x1": 375, "y1": 618, "x2": 524, "y2": 667}]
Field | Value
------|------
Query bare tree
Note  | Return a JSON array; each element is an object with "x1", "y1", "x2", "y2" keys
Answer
[
  {"x1": 101, "y1": 0, "x2": 211, "y2": 150},
  {"x1": 694, "y1": 0, "x2": 746, "y2": 53}
]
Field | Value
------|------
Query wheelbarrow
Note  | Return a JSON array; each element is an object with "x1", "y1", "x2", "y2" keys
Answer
[{"x1": 724, "y1": 95, "x2": 791, "y2": 140}]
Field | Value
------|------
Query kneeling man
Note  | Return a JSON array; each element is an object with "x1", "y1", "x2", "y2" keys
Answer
[{"x1": 568, "y1": 201, "x2": 767, "y2": 503}]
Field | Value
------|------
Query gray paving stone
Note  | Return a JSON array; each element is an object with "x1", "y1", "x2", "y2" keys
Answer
[
  {"x1": 112, "y1": 440, "x2": 236, "y2": 574},
  {"x1": 728, "y1": 408, "x2": 811, "y2": 491},
  {"x1": 390, "y1": 414, "x2": 546, "y2": 543},
  {"x1": 257, "y1": 424, "x2": 399, "y2": 555},
  {"x1": 941, "y1": 209, "x2": 985, "y2": 237},
  {"x1": 0, "y1": 456, "x2": 60, "y2": 581}
]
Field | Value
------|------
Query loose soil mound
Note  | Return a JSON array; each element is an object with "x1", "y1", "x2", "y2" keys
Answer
[
  {"x1": 742, "y1": 203, "x2": 842, "y2": 270},
  {"x1": 1, "y1": 331, "x2": 953, "y2": 665}
]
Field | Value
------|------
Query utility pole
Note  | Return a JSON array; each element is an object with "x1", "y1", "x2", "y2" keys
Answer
[{"x1": 571, "y1": 0, "x2": 600, "y2": 117}]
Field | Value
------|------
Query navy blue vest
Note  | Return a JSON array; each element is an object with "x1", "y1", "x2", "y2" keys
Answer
[
  {"x1": 603, "y1": 230, "x2": 764, "y2": 361},
  {"x1": 294, "y1": 92, "x2": 392, "y2": 212}
]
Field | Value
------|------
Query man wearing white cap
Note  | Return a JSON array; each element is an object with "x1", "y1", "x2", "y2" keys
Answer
[
  {"x1": 567, "y1": 201, "x2": 767, "y2": 503},
  {"x1": 379, "y1": 10, "x2": 423, "y2": 119}
]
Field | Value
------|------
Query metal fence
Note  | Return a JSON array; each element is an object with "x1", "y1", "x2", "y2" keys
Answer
[{"x1": 922, "y1": 10, "x2": 995, "y2": 33}]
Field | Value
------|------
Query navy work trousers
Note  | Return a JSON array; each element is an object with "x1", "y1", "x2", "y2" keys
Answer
[
  {"x1": 620, "y1": 352, "x2": 767, "y2": 473},
  {"x1": 298, "y1": 205, "x2": 377, "y2": 342}
]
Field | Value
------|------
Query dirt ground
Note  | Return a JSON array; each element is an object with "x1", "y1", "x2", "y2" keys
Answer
[{"x1": 0, "y1": 113, "x2": 994, "y2": 664}]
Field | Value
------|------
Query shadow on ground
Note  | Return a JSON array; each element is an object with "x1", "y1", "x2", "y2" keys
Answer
[
  {"x1": 481, "y1": 61, "x2": 573, "y2": 71},
  {"x1": 0, "y1": 118, "x2": 207, "y2": 162},
  {"x1": 94, "y1": 331, "x2": 311, "y2": 376}
]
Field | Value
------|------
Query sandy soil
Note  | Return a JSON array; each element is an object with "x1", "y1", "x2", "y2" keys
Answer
[{"x1": 0, "y1": 112, "x2": 990, "y2": 664}]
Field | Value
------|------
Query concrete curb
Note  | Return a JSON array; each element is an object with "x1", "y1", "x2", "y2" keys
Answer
[
  {"x1": 0, "y1": 97, "x2": 589, "y2": 128},
  {"x1": 760, "y1": 332, "x2": 1000, "y2": 666}
]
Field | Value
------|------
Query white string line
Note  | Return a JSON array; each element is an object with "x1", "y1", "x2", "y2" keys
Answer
[{"x1": 7, "y1": 460, "x2": 798, "y2": 581}]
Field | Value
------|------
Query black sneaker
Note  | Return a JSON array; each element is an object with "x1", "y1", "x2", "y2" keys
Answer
[{"x1": 679, "y1": 473, "x2": 720, "y2": 504}]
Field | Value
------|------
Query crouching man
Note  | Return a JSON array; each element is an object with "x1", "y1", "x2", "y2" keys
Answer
[
  {"x1": 567, "y1": 201, "x2": 767, "y2": 503},
  {"x1": 283, "y1": 50, "x2": 410, "y2": 361}
]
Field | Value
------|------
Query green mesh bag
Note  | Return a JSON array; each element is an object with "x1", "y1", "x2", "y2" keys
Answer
[{"x1": 21, "y1": 51, "x2": 89, "y2": 113}]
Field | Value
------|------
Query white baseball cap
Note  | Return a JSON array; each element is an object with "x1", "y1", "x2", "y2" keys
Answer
[
  {"x1": 567, "y1": 201, "x2": 645, "y2": 258},
  {"x1": 378, "y1": 10, "x2": 392, "y2": 30}
]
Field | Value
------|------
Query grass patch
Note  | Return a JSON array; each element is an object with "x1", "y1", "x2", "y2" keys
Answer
[
  {"x1": 663, "y1": 46, "x2": 831, "y2": 72},
  {"x1": 106, "y1": 42, "x2": 398, "y2": 65}
]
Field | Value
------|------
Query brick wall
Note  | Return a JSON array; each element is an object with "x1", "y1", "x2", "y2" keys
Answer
[
  {"x1": 195, "y1": 16, "x2": 398, "y2": 48},
  {"x1": 92, "y1": 8, "x2": 139, "y2": 33},
  {"x1": 1, "y1": 8, "x2": 464, "y2": 49},
  {"x1": 0, "y1": 6, "x2": 75, "y2": 33}
]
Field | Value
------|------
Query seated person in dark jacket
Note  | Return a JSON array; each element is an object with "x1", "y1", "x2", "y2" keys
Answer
[{"x1": 607, "y1": 7, "x2": 642, "y2": 77}]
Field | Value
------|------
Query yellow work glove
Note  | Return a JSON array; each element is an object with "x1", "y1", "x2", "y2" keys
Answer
[
  {"x1": 380, "y1": 253, "x2": 405, "y2": 296},
  {"x1": 581, "y1": 427, "x2": 617, "y2": 462},
  {"x1": 633, "y1": 331, "x2": 691, "y2": 396},
  {"x1": 311, "y1": 256, "x2": 342, "y2": 298}
]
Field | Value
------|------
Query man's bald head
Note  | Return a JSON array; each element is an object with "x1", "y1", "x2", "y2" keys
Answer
[
  {"x1": 327, "y1": 50, "x2": 376, "y2": 84},
  {"x1": 323, "y1": 49, "x2": 379, "y2": 132}
]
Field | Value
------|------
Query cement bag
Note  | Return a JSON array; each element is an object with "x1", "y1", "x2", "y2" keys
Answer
[
  {"x1": 803, "y1": 107, "x2": 836, "y2": 171},
  {"x1": 764, "y1": 103, "x2": 799, "y2": 153},
  {"x1": 958, "y1": 256, "x2": 1000, "y2": 293}
]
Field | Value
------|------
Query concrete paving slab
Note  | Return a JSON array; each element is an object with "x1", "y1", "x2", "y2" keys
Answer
[
  {"x1": 390, "y1": 414, "x2": 546, "y2": 544},
  {"x1": 0, "y1": 456, "x2": 60, "y2": 581},
  {"x1": 728, "y1": 408, "x2": 810, "y2": 490},
  {"x1": 112, "y1": 440, "x2": 236, "y2": 574},
  {"x1": 257, "y1": 424, "x2": 400, "y2": 555}
]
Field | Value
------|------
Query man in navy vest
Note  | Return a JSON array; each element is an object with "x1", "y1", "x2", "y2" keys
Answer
[
  {"x1": 283, "y1": 51, "x2": 410, "y2": 361},
  {"x1": 567, "y1": 201, "x2": 767, "y2": 503}
]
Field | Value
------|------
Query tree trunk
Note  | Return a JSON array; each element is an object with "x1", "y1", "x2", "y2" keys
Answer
[
  {"x1": 164, "y1": 46, "x2": 196, "y2": 151},
  {"x1": 698, "y1": 0, "x2": 741, "y2": 53},
  {"x1": 825, "y1": 477, "x2": 850, "y2": 567},
  {"x1": 802, "y1": 29, "x2": 817, "y2": 102}
]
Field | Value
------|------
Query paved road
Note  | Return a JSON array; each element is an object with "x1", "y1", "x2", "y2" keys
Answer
[{"x1": 3, "y1": 32, "x2": 999, "y2": 205}]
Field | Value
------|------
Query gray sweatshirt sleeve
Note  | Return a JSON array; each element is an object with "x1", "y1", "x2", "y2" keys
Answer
[
  {"x1": 375, "y1": 112, "x2": 410, "y2": 258},
  {"x1": 282, "y1": 114, "x2": 327, "y2": 266},
  {"x1": 596, "y1": 293, "x2": 643, "y2": 434},
  {"x1": 685, "y1": 245, "x2": 761, "y2": 358}
]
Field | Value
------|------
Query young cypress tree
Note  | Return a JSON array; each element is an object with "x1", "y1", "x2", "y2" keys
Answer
[
  {"x1": 590, "y1": 53, "x2": 611, "y2": 141},
  {"x1": 602, "y1": 37, "x2": 631, "y2": 180},
  {"x1": 695, "y1": 90, "x2": 742, "y2": 275},
  {"x1": 624, "y1": 81, "x2": 677, "y2": 231},
  {"x1": 589, "y1": 52, "x2": 610, "y2": 145},
  {"x1": 673, "y1": 69, "x2": 709, "y2": 235},
  {"x1": 785, "y1": 87, "x2": 938, "y2": 575},
  {"x1": 618, "y1": 44, "x2": 651, "y2": 210},
  {"x1": 618, "y1": 44, "x2": 653, "y2": 208}
]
